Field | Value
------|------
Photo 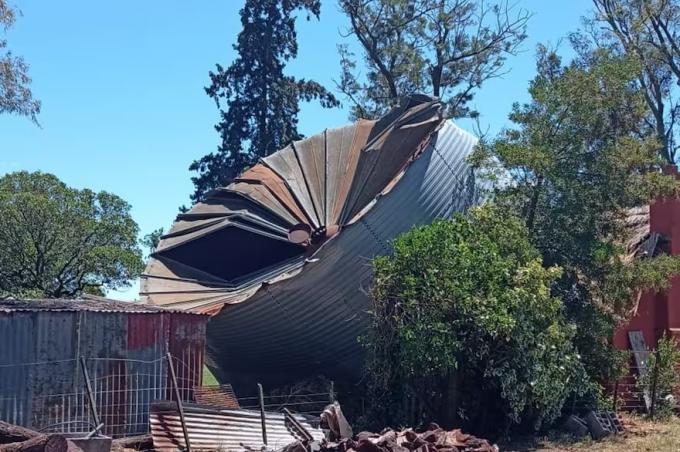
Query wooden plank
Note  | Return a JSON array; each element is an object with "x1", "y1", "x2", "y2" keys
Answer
[{"x1": 628, "y1": 330, "x2": 652, "y2": 410}]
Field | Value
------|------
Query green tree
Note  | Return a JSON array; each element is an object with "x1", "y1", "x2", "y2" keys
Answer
[
  {"x1": 472, "y1": 47, "x2": 680, "y2": 387},
  {"x1": 189, "y1": 0, "x2": 339, "y2": 202},
  {"x1": 364, "y1": 207, "x2": 586, "y2": 433},
  {"x1": 337, "y1": 0, "x2": 529, "y2": 119},
  {"x1": 0, "y1": 171, "x2": 144, "y2": 298},
  {"x1": 1, "y1": 0, "x2": 40, "y2": 123},
  {"x1": 141, "y1": 227, "x2": 164, "y2": 257},
  {"x1": 582, "y1": 0, "x2": 680, "y2": 163}
]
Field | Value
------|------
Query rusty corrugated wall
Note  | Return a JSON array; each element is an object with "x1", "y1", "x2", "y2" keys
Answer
[{"x1": 0, "y1": 298, "x2": 208, "y2": 437}]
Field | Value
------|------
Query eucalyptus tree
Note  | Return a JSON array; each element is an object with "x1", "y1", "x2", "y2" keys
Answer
[
  {"x1": 1, "y1": 0, "x2": 40, "y2": 123},
  {"x1": 337, "y1": 0, "x2": 529, "y2": 119}
]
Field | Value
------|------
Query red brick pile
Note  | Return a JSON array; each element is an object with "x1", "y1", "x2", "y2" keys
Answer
[{"x1": 319, "y1": 423, "x2": 498, "y2": 452}]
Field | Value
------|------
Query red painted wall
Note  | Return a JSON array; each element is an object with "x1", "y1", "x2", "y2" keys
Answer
[{"x1": 614, "y1": 166, "x2": 680, "y2": 358}]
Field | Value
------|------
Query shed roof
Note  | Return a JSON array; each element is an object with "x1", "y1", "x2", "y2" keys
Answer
[{"x1": 0, "y1": 294, "x2": 208, "y2": 315}]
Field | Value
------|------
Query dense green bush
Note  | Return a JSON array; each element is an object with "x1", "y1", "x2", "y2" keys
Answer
[
  {"x1": 637, "y1": 334, "x2": 680, "y2": 420},
  {"x1": 363, "y1": 206, "x2": 588, "y2": 434}
]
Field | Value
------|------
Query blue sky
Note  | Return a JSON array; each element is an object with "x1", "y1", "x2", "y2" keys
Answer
[{"x1": 1, "y1": 0, "x2": 591, "y2": 300}]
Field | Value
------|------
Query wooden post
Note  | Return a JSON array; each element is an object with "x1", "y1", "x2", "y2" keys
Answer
[
  {"x1": 329, "y1": 380, "x2": 335, "y2": 404},
  {"x1": 167, "y1": 353, "x2": 192, "y2": 452},
  {"x1": 258, "y1": 383, "x2": 267, "y2": 446},
  {"x1": 650, "y1": 350, "x2": 660, "y2": 420},
  {"x1": 612, "y1": 380, "x2": 619, "y2": 412},
  {"x1": 79, "y1": 358, "x2": 102, "y2": 431}
]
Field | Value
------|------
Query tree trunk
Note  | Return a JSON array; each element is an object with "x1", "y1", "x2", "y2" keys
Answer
[
  {"x1": 0, "y1": 434, "x2": 67, "y2": 452},
  {"x1": 443, "y1": 369, "x2": 459, "y2": 428},
  {"x1": 0, "y1": 422, "x2": 41, "y2": 444}
]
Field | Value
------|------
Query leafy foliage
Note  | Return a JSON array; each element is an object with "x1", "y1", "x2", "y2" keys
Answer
[
  {"x1": 141, "y1": 227, "x2": 164, "y2": 257},
  {"x1": 364, "y1": 207, "x2": 586, "y2": 433},
  {"x1": 637, "y1": 333, "x2": 680, "y2": 419},
  {"x1": 189, "y1": 0, "x2": 339, "y2": 202},
  {"x1": 337, "y1": 0, "x2": 529, "y2": 119},
  {"x1": 0, "y1": 0, "x2": 40, "y2": 123},
  {"x1": 580, "y1": 0, "x2": 680, "y2": 163},
  {"x1": 472, "y1": 47, "x2": 680, "y2": 387},
  {"x1": 0, "y1": 171, "x2": 144, "y2": 298}
]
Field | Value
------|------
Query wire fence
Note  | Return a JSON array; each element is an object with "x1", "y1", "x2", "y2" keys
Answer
[
  {"x1": 0, "y1": 355, "x2": 334, "y2": 439},
  {"x1": 564, "y1": 357, "x2": 680, "y2": 419},
  {"x1": 0, "y1": 354, "x2": 201, "y2": 438}
]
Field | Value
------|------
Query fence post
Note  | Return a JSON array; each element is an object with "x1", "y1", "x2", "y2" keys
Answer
[
  {"x1": 650, "y1": 350, "x2": 660, "y2": 420},
  {"x1": 167, "y1": 353, "x2": 192, "y2": 452},
  {"x1": 258, "y1": 383, "x2": 268, "y2": 446},
  {"x1": 329, "y1": 380, "x2": 335, "y2": 404},
  {"x1": 612, "y1": 380, "x2": 619, "y2": 412},
  {"x1": 79, "y1": 358, "x2": 102, "y2": 432}
]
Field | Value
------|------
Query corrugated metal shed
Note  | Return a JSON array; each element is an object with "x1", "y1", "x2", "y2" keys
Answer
[
  {"x1": 0, "y1": 296, "x2": 208, "y2": 437},
  {"x1": 150, "y1": 401, "x2": 323, "y2": 451},
  {"x1": 141, "y1": 95, "x2": 482, "y2": 387}
]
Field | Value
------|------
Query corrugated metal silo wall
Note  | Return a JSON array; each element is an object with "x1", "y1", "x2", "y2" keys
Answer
[
  {"x1": 0, "y1": 310, "x2": 206, "y2": 435},
  {"x1": 206, "y1": 120, "x2": 479, "y2": 389}
]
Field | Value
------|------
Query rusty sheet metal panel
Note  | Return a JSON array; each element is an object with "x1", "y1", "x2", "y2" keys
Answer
[
  {"x1": 125, "y1": 313, "x2": 171, "y2": 435},
  {"x1": 0, "y1": 312, "x2": 40, "y2": 427},
  {"x1": 325, "y1": 121, "x2": 375, "y2": 226},
  {"x1": 292, "y1": 132, "x2": 326, "y2": 226},
  {"x1": 193, "y1": 385, "x2": 240, "y2": 408},
  {"x1": 150, "y1": 401, "x2": 323, "y2": 451},
  {"x1": 236, "y1": 165, "x2": 310, "y2": 225},
  {"x1": 339, "y1": 101, "x2": 442, "y2": 224},
  {"x1": 0, "y1": 302, "x2": 208, "y2": 438},
  {"x1": 168, "y1": 313, "x2": 206, "y2": 402},
  {"x1": 263, "y1": 144, "x2": 322, "y2": 229},
  {"x1": 79, "y1": 311, "x2": 128, "y2": 437},
  {"x1": 0, "y1": 311, "x2": 80, "y2": 430},
  {"x1": 205, "y1": 121, "x2": 479, "y2": 385}
]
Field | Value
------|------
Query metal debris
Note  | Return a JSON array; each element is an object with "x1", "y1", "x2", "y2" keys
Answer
[{"x1": 149, "y1": 401, "x2": 323, "y2": 451}]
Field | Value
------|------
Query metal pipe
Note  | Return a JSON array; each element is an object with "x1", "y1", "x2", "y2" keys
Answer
[
  {"x1": 258, "y1": 383, "x2": 267, "y2": 446},
  {"x1": 79, "y1": 358, "x2": 102, "y2": 433},
  {"x1": 167, "y1": 353, "x2": 192, "y2": 452}
]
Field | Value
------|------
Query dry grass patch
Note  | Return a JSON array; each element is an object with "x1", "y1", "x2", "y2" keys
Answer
[{"x1": 502, "y1": 414, "x2": 680, "y2": 451}]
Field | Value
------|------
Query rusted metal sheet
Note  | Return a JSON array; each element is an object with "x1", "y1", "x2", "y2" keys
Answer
[
  {"x1": 193, "y1": 385, "x2": 240, "y2": 409},
  {"x1": 292, "y1": 132, "x2": 327, "y2": 226},
  {"x1": 0, "y1": 298, "x2": 208, "y2": 437},
  {"x1": 236, "y1": 166, "x2": 310, "y2": 225},
  {"x1": 263, "y1": 144, "x2": 322, "y2": 229},
  {"x1": 149, "y1": 401, "x2": 323, "y2": 451},
  {"x1": 326, "y1": 120, "x2": 375, "y2": 226}
]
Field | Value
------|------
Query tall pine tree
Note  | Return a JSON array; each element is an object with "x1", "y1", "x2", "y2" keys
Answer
[{"x1": 189, "y1": 0, "x2": 339, "y2": 202}]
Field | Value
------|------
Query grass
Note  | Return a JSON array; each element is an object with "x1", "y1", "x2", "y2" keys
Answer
[
  {"x1": 202, "y1": 365, "x2": 219, "y2": 386},
  {"x1": 501, "y1": 414, "x2": 680, "y2": 451}
]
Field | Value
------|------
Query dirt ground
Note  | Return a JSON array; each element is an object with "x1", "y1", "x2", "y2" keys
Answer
[{"x1": 500, "y1": 414, "x2": 680, "y2": 451}]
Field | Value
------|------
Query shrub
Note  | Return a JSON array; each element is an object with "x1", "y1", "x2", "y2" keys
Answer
[{"x1": 363, "y1": 206, "x2": 587, "y2": 434}]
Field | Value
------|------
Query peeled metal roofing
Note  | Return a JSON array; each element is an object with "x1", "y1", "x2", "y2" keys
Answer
[
  {"x1": 0, "y1": 295, "x2": 206, "y2": 315},
  {"x1": 141, "y1": 95, "x2": 444, "y2": 310},
  {"x1": 141, "y1": 95, "x2": 481, "y2": 383},
  {"x1": 150, "y1": 401, "x2": 323, "y2": 451},
  {"x1": 204, "y1": 121, "x2": 479, "y2": 386}
]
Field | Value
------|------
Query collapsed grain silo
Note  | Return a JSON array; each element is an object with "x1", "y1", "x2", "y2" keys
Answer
[{"x1": 141, "y1": 95, "x2": 481, "y2": 389}]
